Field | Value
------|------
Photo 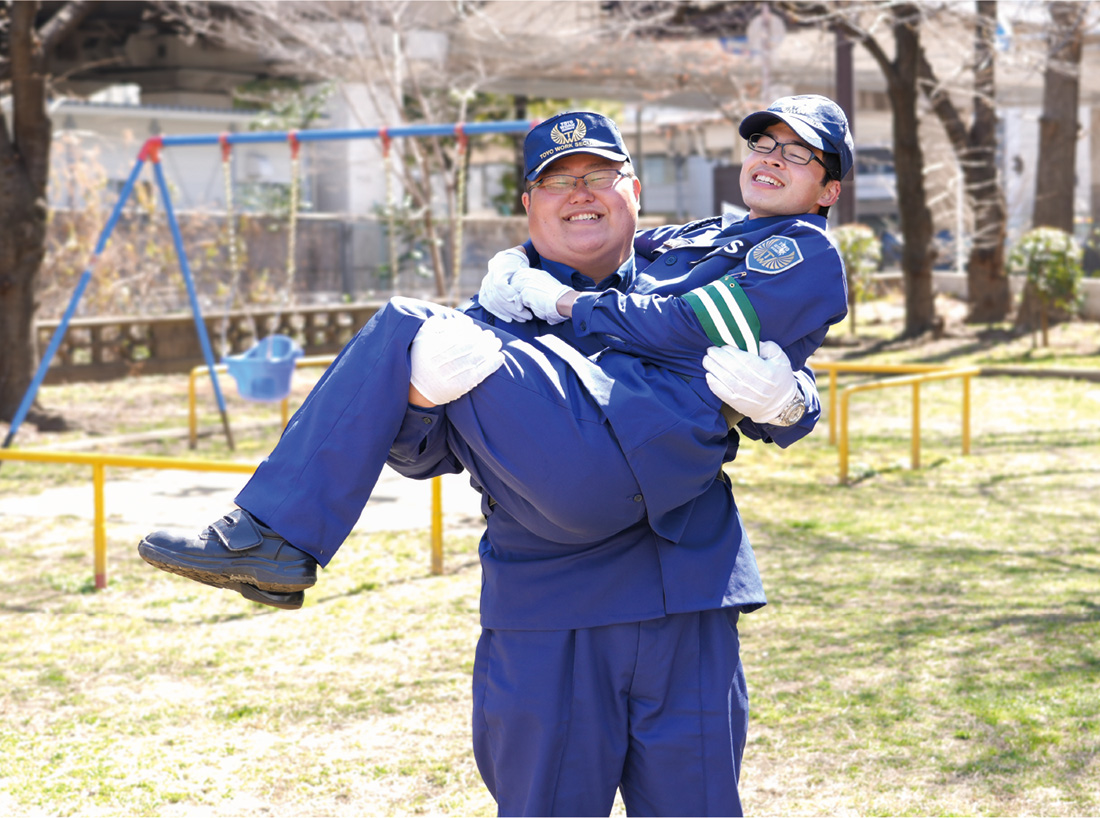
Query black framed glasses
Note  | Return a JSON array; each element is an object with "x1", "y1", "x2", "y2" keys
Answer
[
  {"x1": 530, "y1": 168, "x2": 632, "y2": 194},
  {"x1": 747, "y1": 133, "x2": 833, "y2": 177}
]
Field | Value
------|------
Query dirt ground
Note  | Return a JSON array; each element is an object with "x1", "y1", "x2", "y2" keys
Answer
[{"x1": 826, "y1": 294, "x2": 1099, "y2": 362}]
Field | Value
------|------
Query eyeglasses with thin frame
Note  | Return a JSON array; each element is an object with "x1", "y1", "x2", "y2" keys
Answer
[
  {"x1": 529, "y1": 168, "x2": 633, "y2": 194},
  {"x1": 747, "y1": 133, "x2": 834, "y2": 178}
]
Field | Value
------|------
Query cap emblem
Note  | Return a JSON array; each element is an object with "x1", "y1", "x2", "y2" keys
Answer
[{"x1": 551, "y1": 119, "x2": 587, "y2": 146}]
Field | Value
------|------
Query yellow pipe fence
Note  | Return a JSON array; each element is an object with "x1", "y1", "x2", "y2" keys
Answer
[
  {"x1": 3, "y1": 358, "x2": 981, "y2": 588},
  {"x1": 812, "y1": 362, "x2": 981, "y2": 483},
  {"x1": 0, "y1": 448, "x2": 445, "y2": 591}
]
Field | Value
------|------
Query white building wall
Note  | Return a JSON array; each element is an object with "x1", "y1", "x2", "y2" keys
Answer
[
  {"x1": 51, "y1": 98, "x2": 295, "y2": 212},
  {"x1": 312, "y1": 83, "x2": 396, "y2": 215}
]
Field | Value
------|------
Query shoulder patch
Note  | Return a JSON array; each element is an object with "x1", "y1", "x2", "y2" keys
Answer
[{"x1": 746, "y1": 236, "x2": 803, "y2": 274}]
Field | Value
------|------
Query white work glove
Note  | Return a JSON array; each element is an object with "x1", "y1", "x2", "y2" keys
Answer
[
  {"x1": 478, "y1": 247, "x2": 535, "y2": 323},
  {"x1": 702, "y1": 340, "x2": 800, "y2": 425},
  {"x1": 511, "y1": 268, "x2": 573, "y2": 325},
  {"x1": 409, "y1": 313, "x2": 505, "y2": 405}
]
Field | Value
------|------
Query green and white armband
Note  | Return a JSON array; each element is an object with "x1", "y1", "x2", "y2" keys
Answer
[{"x1": 682, "y1": 274, "x2": 761, "y2": 354}]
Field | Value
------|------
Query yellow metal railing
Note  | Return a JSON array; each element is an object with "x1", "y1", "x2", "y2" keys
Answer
[
  {"x1": 188, "y1": 355, "x2": 336, "y2": 448},
  {"x1": 0, "y1": 448, "x2": 445, "y2": 590},
  {"x1": 7, "y1": 356, "x2": 979, "y2": 588},
  {"x1": 811, "y1": 363, "x2": 981, "y2": 484},
  {"x1": 813, "y1": 362, "x2": 962, "y2": 446}
]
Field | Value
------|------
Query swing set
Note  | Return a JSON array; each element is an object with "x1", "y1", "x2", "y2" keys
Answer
[
  {"x1": 4, "y1": 118, "x2": 534, "y2": 450},
  {"x1": 217, "y1": 131, "x2": 304, "y2": 406}
]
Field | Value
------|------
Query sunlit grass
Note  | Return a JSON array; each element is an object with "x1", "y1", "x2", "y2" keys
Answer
[{"x1": 0, "y1": 300, "x2": 1098, "y2": 815}]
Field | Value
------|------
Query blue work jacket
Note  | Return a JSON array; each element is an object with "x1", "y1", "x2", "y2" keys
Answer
[{"x1": 387, "y1": 212, "x2": 847, "y2": 630}]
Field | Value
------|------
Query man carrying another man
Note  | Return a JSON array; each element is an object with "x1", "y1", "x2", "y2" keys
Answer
[{"x1": 140, "y1": 95, "x2": 853, "y2": 816}]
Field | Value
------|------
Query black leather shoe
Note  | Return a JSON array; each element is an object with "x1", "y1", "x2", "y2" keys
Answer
[{"x1": 138, "y1": 509, "x2": 318, "y2": 593}]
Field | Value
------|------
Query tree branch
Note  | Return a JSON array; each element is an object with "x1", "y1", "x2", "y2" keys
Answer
[
  {"x1": 916, "y1": 46, "x2": 967, "y2": 156},
  {"x1": 38, "y1": 0, "x2": 100, "y2": 53},
  {"x1": 780, "y1": 1, "x2": 899, "y2": 93}
]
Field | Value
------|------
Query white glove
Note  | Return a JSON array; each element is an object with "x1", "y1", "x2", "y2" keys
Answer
[
  {"x1": 478, "y1": 247, "x2": 534, "y2": 323},
  {"x1": 511, "y1": 268, "x2": 573, "y2": 325},
  {"x1": 409, "y1": 313, "x2": 505, "y2": 405},
  {"x1": 702, "y1": 341, "x2": 799, "y2": 425}
]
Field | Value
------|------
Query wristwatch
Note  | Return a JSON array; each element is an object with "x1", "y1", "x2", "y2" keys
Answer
[{"x1": 770, "y1": 391, "x2": 806, "y2": 427}]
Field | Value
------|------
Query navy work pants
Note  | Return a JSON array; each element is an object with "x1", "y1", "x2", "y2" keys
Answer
[{"x1": 473, "y1": 610, "x2": 748, "y2": 817}]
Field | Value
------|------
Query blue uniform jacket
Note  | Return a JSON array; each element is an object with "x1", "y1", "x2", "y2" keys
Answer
[{"x1": 387, "y1": 213, "x2": 847, "y2": 630}]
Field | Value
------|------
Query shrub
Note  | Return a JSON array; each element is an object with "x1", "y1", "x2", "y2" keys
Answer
[
  {"x1": 831, "y1": 223, "x2": 882, "y2": 334},
  {"x1": 1007, "y1": 226, "x2": 1083, "y2": 345}
]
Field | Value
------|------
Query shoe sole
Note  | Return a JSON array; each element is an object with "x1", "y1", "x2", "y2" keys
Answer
[
  {"x1": 234, "y1": 582, "x2": 304, "y2": 610},
  {"x1": 159, "y1": 565, "x2": 304, "y2": 610},
  {"x1": 138, "y1": 539, "x2": 316, "y2": 593}
]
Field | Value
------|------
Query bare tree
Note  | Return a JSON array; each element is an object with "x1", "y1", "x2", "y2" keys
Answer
[
  {"x1": 0, "y1": 1, "x2": 99, "y2": 427},
  {"x1": 788, "y1": 2, "x2": 938, "y2": 337},
  {"x1": 918, "y1": 0, "x2": 1010, "y2": 323},
  {"x1": 784, "y1": 1, "x2": 1032, "y2": 335},
  {"x1": 1032, "y1": 0, "x2": 1086, "y2": 232},
  {"x1": 1015, "y1": 0, "x2": 1088, "y2": 331}
]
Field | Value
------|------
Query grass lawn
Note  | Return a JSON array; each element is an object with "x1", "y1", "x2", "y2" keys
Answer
[{"x1": 0, "y1": 296, "x2": 1098, "y2": 816}]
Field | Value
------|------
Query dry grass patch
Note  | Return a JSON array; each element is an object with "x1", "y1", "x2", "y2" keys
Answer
[{"x1": 0, "y1": 517, "x2": 496, "y2": 817}]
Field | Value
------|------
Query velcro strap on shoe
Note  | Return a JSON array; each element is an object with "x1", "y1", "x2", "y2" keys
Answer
[{"x1": 209, "y1": 510, "x2": 264, "y2": 552}]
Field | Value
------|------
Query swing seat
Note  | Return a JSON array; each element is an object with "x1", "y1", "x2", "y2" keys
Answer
[{"x1": 224, "y1": 334, "x2": 304, "y2": 402}]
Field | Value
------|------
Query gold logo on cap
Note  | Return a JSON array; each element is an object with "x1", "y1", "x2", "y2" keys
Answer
[{"x1": 551, "y1": 119, "x2": 587, "y2": 146}]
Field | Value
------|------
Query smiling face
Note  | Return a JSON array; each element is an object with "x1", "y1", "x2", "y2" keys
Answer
[
  {"x1": 740, "y1": 122, "x2": 841, "y2": 220},
  {"x1": 522, "y1": 153, "x2": 641, "y2": 283}
]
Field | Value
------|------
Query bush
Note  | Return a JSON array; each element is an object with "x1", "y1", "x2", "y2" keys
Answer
[
  {"x1": 830, "y1": 223, "x2": 882, "y2": 334},
  {"x1": 1008, "y1": 226, "x2": 1084, "y2": 312},
  {"x1": 1007, "y1": 226, "x2": 1083, "y2": 345}
]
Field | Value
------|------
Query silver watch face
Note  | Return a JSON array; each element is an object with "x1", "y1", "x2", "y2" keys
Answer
[{"x1": 779, "y1": 395, "x2": 806, "y2": 425}]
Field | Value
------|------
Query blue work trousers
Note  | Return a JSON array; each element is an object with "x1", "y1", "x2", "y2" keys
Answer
[
  {"x1": 473, "y1": 610, "x2": 748, "y2": 817},
  {"x1": 235, "y1": 297, "x2": 668, "y2": 564}
]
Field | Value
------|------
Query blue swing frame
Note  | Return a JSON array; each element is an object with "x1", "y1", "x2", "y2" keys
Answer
[{"x1": 4, "y1": 118, "x2": 535, "y2": 449}]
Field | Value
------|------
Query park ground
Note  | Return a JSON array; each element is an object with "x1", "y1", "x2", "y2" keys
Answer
[{"x1": 0, "y1": 293, "x2": 1098, "y2": 816}]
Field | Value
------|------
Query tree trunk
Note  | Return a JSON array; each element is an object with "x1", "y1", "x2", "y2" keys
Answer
[
  {"x1": 1032, "y1": 2, "x2": 1082, "y2": 231},
  {"x1": 0, "y1": 1, "x2": 53, "y2": 425},
  {"x1": 964, "y1": 0, "x2": 1010, "y2": 323},
  {"x1": 891, "y1": 6, "x2": 937, "y2": 338},
  {"x1": 1018, "y1": 0, "x2": 1084, "y2": 331},
  {"x1": 0, "y1": 190, "x2": 47, "y2": 423}
]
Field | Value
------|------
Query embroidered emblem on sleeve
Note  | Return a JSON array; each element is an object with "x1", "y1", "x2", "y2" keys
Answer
[
  {"x1": 746, "y1": 236, "x2": 803, "y2": 274},
  {"x1": 682, "y1": 275, "x2": 761, "y2": 353}
]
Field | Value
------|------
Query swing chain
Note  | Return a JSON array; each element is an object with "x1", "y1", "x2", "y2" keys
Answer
[
  {"x1": 450, "y1": 126, "x2": 469, "y2": 304},
  {"x1": 277, "y1": 131, "x2": 302, "y2": 340},
  {"x1": 218, "y1": 134, "x2": 257, "y2": 357},
  {"x1": 381, "y1": 129, "x2": 399, "y2": 295}
]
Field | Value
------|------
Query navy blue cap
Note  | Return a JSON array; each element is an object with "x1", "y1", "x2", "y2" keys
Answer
[
  {"x1": 739, "y1": 95, "x2": 854, "y2": 179},
  {"x1": 524, "y1": 111, "x2": 631, "y2": 181}
]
